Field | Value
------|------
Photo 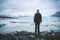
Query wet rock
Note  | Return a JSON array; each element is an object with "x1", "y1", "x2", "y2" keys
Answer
[
  {"x1": 1, "y1": 31, "x2": 60, "y2": 40},
  {"x1": 0, "y1": 24, "x2": 6, "y2": 27}
]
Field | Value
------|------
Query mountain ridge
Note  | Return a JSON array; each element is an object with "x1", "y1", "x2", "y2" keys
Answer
[{"x1": 52, "y1": 11, "x2": 60, "y2": 17}]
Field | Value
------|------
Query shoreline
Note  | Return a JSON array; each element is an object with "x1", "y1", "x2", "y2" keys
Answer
[{"x1": 0, "y1": 31, "x2": 60, "y2": 40}]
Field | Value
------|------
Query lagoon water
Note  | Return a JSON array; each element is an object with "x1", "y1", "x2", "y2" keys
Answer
[{"x1": 0, "y1": 16, "x2": 60, "y2": 34}]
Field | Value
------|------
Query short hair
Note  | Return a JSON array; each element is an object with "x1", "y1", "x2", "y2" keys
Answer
[{"x1": 37, "y1": 10, "x2": 39, "y2": 11}]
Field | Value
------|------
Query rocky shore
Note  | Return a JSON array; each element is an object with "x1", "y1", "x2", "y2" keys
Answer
[{"x1": 0, "y1": 31, "x2": 60, "y2": 40}]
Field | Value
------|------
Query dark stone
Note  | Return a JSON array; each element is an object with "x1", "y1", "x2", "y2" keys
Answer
[{"x1": 0, "y1": 24, "x2": 6, "y2": 27}]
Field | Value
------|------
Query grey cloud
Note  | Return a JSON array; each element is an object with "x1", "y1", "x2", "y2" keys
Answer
[
  {"x1": 0, "y1": 0, "x2": 60, "y2": 16},
  {"x1": 51, "y1": 0, "x2": 60, "y2": 10},
  {"x1": 40, "y1": 0, "x2": 60, "y2": 10},
  {"x1": 0, "y1": 0, "x2": 7, "y2": 14}
]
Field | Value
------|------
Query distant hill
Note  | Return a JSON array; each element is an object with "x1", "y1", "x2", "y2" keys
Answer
[
  {"x1": 52, "y1": 11, "x2": 60, "y2": 17},
  {"x1": 19, "y1": 15, "x2": 30, "y2": 18},
  {"x1": 0, "y1": 15, "x2": 16, "y2": 19}
]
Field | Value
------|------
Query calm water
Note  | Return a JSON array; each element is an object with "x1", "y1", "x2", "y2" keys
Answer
[{"x1": 0, "y1": 16, "x2": 60, "y2": 34}]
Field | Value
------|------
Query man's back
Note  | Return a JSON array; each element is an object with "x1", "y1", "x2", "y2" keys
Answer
[{"x1": 34, "y1": 13, "x2": 42, "y2": 23}]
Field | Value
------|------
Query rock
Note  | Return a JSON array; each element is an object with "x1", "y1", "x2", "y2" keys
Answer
[
  {"x1": 1, "y1": 31, "x2": 60, "y2": 40},
  {"x1": 0, "y1": 24, "x2": 6, "y2": 27}
]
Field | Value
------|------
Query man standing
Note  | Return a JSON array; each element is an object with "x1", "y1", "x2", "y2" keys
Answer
[{"x1": 34, "y1": 10, "x2": 42, "y2": 36}]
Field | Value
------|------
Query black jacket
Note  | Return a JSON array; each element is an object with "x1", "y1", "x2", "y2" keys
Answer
[{"x1": 34, "y1": 13, "x2": 42, "y2": 23}]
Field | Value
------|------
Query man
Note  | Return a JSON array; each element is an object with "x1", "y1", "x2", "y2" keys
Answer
[{"x1": 34, "y1": 10, "x2": 42, "y2": 36}]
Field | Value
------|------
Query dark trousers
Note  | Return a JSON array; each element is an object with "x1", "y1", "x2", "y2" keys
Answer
[{"x1": 35, "y1": 22, "x2": 40, "y2": 35}]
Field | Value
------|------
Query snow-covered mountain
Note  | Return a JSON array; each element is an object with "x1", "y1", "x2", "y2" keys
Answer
[{"x1": 52, "y1": 11, "x2": 60, "y2": 17}]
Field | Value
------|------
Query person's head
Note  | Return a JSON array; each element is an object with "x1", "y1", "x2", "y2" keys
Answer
[{"x1": 36, "y1": 9, "x2": 39, "y2": 13}]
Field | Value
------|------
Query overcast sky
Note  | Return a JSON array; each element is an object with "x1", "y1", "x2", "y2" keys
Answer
[{"x1": 0, "y1": 0, "x2": 60, "y2": 16}]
